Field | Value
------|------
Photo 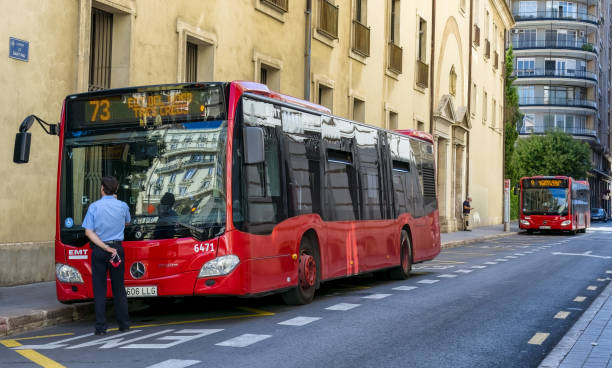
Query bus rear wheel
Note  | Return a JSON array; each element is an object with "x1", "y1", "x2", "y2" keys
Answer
[
  {"x1": 282, "y1": 235, "x2": 319, "y2": 305},
  {"x1": 389, "y1": 230, "x2": 412, "y2": 280}
]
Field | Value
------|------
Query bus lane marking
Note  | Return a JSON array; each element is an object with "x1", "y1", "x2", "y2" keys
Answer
[
  {"x1": 120, "y1": 329, "x2": 223, "y2": 349},
  {"x1": 528, "y1": 332, "x2": 550, "y2": 345},
  {"x1": 587, "y1": 286, "x2": 598, "y2": 291},
  {"x1": 554, "y1": 311, "x2": 570, "y2": 319},
  {"x1": 146, "y1": 359, "x2": 201, "y2": 368},
  {"x1": 326, "y1": 303, "x2": 360, "y2": 311},
  {"x1": 362, "y1": 294, "x2": 392, "y2": 299},
  {"x1": 392, "y1": 286, "x2": 418, "y2": 291},
  {"x1": 551, "y1": 251, "x2": 611, "y2": 259},
  {"x1": 495, "y1": 259, "x2": 509, "y2": 262},
  {"x1": 2, "y1": 339, "x2": 67, "y2": 368},
  {"x1": 505, "y1": 256, "x2": 517, "y2": 259},
  {"x1": 484, "y1": 262, "x2": 498, "y2": 265},
  {"x1": 437, "y1": 274, "x2": 458, "y2": 278},
  {"x1": 215, "y1": 334, "x2": 271, "y2": 348},
  {"x1": 574, "y1": 296, "x2": 587, "y2": 302},
  {"x1": 455, "y1": 269, "x2": 474, "y2": 273},
  {"x1": 470, "y1": 265, "x2": 487, "y2": 269},
  {"x1": 278, "y1": 317, "x2": 321, "y2": 326},
  {"x1": 417, "y1": 279, "x2": 440, "y2": 284}
]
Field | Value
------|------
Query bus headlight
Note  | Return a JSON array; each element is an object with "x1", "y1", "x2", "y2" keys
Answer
[
  {"x1": 198, "y1": 255, "x2": 240, "y2": 278},
  {"x1": 55, "y1": 263, "x2": 84, "y2": 283},
  {"x1": 520, "y1": 219, "x2": 530, "y2": 226},
  {"x1": 561, "y1": 220, "x2": 571, "y2": 226}
]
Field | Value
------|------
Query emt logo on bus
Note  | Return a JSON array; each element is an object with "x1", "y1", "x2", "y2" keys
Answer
[{"x1": 68, "y1": 249, "x2": 89, "y2": 260}]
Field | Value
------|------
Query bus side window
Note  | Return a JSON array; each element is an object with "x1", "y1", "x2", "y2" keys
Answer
[
  {"x1": 245, "y1": 126, "x2": 284, "y2": 234},
  {"x1": 355, "y1": 127, "x2": 383, "y2": 220},
  {"x1": 324, "y1": 147, "x2": 359, "y2": 221},
  {"x1": 285, "y1": 133, "x2": 315, "y2": 217}
]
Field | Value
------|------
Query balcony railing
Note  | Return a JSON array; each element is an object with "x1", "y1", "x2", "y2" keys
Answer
[
  {"x1": 512, "y1": 11, "x2": 598, "y2": 25},
  {"x1": 473, "y1": 24, "x2": 480, "y2": 46},
  {"x1": 388, "y1": 42, "x2": 403, "y2": 74},
  {"x1": 485, "y1": 39, "x2": 491, "y2": 58},
  {"x1": 519, "y1": 97, "x2": 597, "y2": 109},
  {"x1": 261, "y1": 0, "x2": 288, "y2": 12},
  {"x1": 513, "y1": 68, "x2": 597, "y2": 81},
  {"x1": 511, "y1": 40, "x2": 597, "y2": 54},
  {"x1": 519, "y1": 125, "x2": 597, "y2": 138},
  {"x1": 351, "y1": 19, "x2": 370, "y2": 57},
  {"x1": 416, "y1": 60, "x2": 429, "y2": 87},
  {"x1": 318, "y1": 0, "x2": 338, "y2": 39}
]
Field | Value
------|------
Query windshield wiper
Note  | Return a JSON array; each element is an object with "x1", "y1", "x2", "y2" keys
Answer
[{"x1": 176, "y1": 222, "x2": 206, "y2": 240}]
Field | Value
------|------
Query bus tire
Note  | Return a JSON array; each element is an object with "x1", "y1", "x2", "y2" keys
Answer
[
  {"x1": 282, "y1": 234, "x2": 319, "y2": 305},
  {"x1": 389, "y1": 229, "x2": 412, "y2": 280}
]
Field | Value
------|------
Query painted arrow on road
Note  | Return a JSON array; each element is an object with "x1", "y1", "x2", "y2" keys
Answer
[{"x1": 551, "y1": 251, "x2": 611, "y2": 259}]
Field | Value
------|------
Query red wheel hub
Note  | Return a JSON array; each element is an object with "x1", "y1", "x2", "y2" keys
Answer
[{"x1": 299, "y1": 253, "x2": 316, "y2": 288}]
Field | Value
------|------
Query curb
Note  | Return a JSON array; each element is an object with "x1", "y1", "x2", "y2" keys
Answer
[
  {"x1": 538, "y1": 281, "x2": 612, "y2": 368},
  {"x1": 441, "y1": 231, "x2": 519, "y2": 249},
  {"x1": 0, "y1": 302, "x2": 94, "y2": 337}
]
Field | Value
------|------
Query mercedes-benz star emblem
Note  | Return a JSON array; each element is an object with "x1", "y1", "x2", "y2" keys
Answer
[{"x1": 130, "y1": 262, "x2": 146, "y2": 279}]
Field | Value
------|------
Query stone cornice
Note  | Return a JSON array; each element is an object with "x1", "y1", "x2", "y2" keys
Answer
[{"x1": 489, "y1": 0, "x2": 515, "y2": 29}]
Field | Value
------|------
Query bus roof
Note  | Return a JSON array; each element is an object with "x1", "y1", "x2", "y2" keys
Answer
[
  {"x1": 395, "y1": 129, "x2": 434, "y2": 144},
  {"x1": 232, "y1": 81, "x2": 331, "y2": 114}
]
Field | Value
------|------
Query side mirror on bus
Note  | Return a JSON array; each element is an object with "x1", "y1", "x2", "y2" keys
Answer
[
  {"x1": 14, "y1": 132, "x2": 32, "y2": 164},
  {"x1": 243, "y1": 126, "x2": 265, "y2": 164}
]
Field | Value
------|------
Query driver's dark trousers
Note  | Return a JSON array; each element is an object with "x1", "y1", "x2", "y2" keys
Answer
[{"x1": 91, "y1": 241, "x2": 130, "y2": 333}]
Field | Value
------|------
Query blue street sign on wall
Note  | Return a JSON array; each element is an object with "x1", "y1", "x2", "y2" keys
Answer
[{"x1": 9, "y1": 37, "x2": 29, "y2": 62}]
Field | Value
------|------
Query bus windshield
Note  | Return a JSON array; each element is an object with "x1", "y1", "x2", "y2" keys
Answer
[
  {"x1": 522, "y1": 187, "x2": 569, "y2": 216},
  {"x1": 60, "y1": 120, "x2": 227, "y2": 245}
]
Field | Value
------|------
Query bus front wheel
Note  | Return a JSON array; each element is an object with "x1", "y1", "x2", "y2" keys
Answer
[
  {"x1": 282, "y1": 235, "x2": 319, "y2": 305},
  {"x1": 389, "y1": 229, "x2": 412, "y2": 280}
]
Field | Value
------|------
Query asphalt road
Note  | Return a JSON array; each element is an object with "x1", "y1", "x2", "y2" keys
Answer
[{"x1": 2, "y1": 222, "x2": 611, "y2": 368}]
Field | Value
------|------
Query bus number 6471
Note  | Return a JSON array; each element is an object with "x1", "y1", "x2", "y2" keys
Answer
[{"x1": 194, "y1": 242, "x2": 214, "y2": 253}]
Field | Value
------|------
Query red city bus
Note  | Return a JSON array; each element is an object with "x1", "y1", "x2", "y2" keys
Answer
[
  {"x1": 14, "y1": 81, "x2": 440, "y2": 305},
  {"x1": 518, "y1": 176, "x2": 590, "y2": 234}
]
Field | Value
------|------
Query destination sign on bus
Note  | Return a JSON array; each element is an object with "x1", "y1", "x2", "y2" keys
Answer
[
  {"x1": 523, "y1": 178, "x2": 568, "y2": 188},
  {"x1": 66, "y1": 85, "x2": 225, "y2": 130}
]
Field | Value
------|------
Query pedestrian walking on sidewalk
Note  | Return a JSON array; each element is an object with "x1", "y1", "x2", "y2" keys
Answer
[
  {"x1": 83, "y1": 176, "x2": 131, "y2": 335},
  {"x1": 462, "y1": 197, "x2": 474, "y2": 231}
]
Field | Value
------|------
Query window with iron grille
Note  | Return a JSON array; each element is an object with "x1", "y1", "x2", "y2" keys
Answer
[
  {"x1": 186, "y1": 42, "x2": 198, "y2": 82},
  {"x1": 261, "y1": 0, "x2": 288, "y2": 12},
  {"x1": 89, "y1": 8, "x2": 113, "y2": 91}
]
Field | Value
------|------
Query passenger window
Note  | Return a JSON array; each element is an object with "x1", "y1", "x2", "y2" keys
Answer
[{"x1": 324, "y1": 149, "x2": 359, "y2": 221}]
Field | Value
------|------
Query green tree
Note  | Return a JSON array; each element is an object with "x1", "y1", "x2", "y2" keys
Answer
[
  {"x1": 512, "y1": 131, "x2": 592, "y2": 182},
  {"x1": 504, "y1": 45, "x2": 521, "y2": 182}
]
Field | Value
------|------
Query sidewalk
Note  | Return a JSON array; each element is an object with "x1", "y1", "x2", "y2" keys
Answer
[{"x1": 539, "y1": 281, "x2": 612, "y2": 368}]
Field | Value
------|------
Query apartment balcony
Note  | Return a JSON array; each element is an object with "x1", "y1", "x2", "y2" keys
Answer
[
  {"x1": 511, "y1": 39, "x2": 598, "y2": 60},
  {"x1": 388, "y1": 42, "x2": 402, "y2": 74},
  {"x1": 512, "y1": 11, "x2": 598, "y2": 28},
  {"x1": 519, "y1": 97, "x2": 597, "y2": 111},
  {"x1": 351, "y1": 19, "x2": 370, "y2": 57},
  {"x1": 519, "y1": 125, "x2": 598, "y2": 140},
  {"x1": 416, "y1": 60, "x2": 429, "y2": 88},
  {"x1": 261, "y1": 0, "x2": 288, "y2": 12},
  {"x1": 317, "y1": 0, "x2": 338, "y2": 39},
  {"x1": 513, "y1": 68, "x2": 598, "y2": 86}
]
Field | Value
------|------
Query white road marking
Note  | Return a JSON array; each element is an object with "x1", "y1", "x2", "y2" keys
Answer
[
  {"x1": 606, "y1": 270, "x2": 612, "y2": 274},
  {"x1": 514, "y1": 253, "x2": 526, "y2": 256},
  {"x1": 554, "y1": 311, "x2": 570, "y2": 319},
  {"x1": 393, "y1": 286, "x2": 418, "y2": 291},
  {"x1": 14, "y1": 333, "x2": 94, "y2": 350},
  {"x1": 524, "y1": 251, "x2": 533, "y2": 254},
  {"x1": 417, "y1": 279, "x2": 440, "y2": 284},
  {"x1": 215, "y1": 334, "x2": 271, "y2": 348},
  {"x1": 122, "y1": 329, "x2": 224, "y2": 349},
  {"x1": 528, "y1": 333, "x2": 550, "y2": 345},
  {"x1": 471, "y1": 265, "x2": 487, "y2": 269},
  {"x1": 362, "y1": 293, "x2": 392, "y2": 299},
  {"x1": 484, "y1": 262, "x2": 498, "y2": 265},
  {"x1": 505, "y1": 256, "x2": 517, "y2": 259},
  {"x1": 146, "y1": 359, "x2": 201, "y2": 368},
  {"x1": 326, "y1": 303, "x2": 360, "y2": 311},
  {"x1": 587, "y1": 286, "x2": 598, "y2": 291},
  {"x1": 278, "y1": 317, "x2": 321, "y2": 326},
  {"x1": 551, "y1": 251, "x2": 611, "y2": 259},
  {"x1": 597, "y1": 278, "x2": 607, "y2": 282},
  {"x1": 67, "y1": 330, "x2": 172, "y2": 349},
  {"x1": 574, "y1": 296, "x2": 587, "y2": 302},
  {"x1": 437, "y1": 274, "x2": 458, "y2": 278},
  {"x1": 495, "y1": 259, "x2": 509, "y2": 262},
  {"x1": 455, "y1": 269, "x2": 474, "y2": 273}
]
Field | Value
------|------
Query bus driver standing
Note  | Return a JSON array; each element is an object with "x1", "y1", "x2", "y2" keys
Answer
[{"x1": 83, "y1": 176, "x2": 131, "y2": 335}]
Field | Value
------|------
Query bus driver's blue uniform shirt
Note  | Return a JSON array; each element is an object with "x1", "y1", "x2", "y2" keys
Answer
[{"x1": 82, "y1": 195, "x2": 131, "y2": 242}]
